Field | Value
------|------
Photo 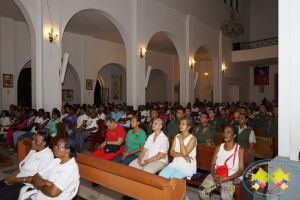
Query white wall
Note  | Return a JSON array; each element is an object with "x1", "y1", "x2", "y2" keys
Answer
[
  {"x1": 62, "y1": 68, "x2": 79, "y2": 104},
  {"x1": 249, "y1": 65, "x2": 278, "y2": 105},
  {"x1": 98, "y1": 64, "x2": 126, "y2": 104},
  {"x1": 146, "y1": 70, "x2": 167, "y2": 102},
  {"x1": 194, "y1": 60, "x2": 214, "y2": 101},
  {"x1": 250, "y1": 0, "x2": 278, "y2": 41},
  {"x1": 228, "y1": 84, "x2": 239, "y2": 103}
]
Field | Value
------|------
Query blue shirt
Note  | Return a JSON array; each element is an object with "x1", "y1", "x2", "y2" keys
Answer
[{"x1": 112, "y1": 111, "x2": 123, "y2": 122}]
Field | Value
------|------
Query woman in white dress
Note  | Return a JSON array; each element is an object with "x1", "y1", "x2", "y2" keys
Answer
[{"x1": 159, "y1": 117, "x2": 196, "y2": 200}]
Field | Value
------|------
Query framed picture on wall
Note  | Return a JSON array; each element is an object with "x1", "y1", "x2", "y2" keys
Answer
[
  {"x1": 62, "y1": 89, "x2": 73, "y2": 102},
  {"x1": 86, "y1": 79, "x2": 93, "y2": 90},
  {"x1": 259, "y1": 85, "x2": 264, "y2": 93},
  {"x1": 3, "y1": 74, "x2": 13, "y2": 88}
]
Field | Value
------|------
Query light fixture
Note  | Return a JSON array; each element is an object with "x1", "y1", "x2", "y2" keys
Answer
[
  {"x1": 48, "y1": 28, "x2": 58, "y2": 43},
  {"x1": 222, "y1": 65, "x2": 227, "y2": 73},
  {"x1": 204, "y1": 56, "x2": 209, "y2": 78},
  {"x1": 221, "y1": 10, "x2": 244, "y2": 40},
  {"x1": 190, "y1": 59, "x2": 195, "y2": 68},
  {"x1": 137, "y1": 47, "x2": 146, "y2": 58}
]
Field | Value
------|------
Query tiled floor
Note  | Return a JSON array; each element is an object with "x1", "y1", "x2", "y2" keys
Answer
[{"x1": 0, "y1": 140, "x2": 258, "y2": 200}]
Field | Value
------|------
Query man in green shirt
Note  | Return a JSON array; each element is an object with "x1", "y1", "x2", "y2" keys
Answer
[
  {"x1": 208, "y1": 109, "x2": 218, "y2": 131},
  {"x1": 240, "y1": 107, "x2": 252, "y2": 127},
  {"x1": 261, "y1": 106, "x2": 278, "y2": 137},
  {"x1": 165, "y1": 107, "x2": 185, "y2": 139},
  {"x1": 253, "y1": 104, "x2": 271, "y2": 128},
  {"x1": 146, "y1": 109, "x2": 165, "y2": 136},
  {"x1": 192, "y1": 112, "x2": 215, "y2": 145},
  {"x1": 216, "y1": 108, "x2": 230, "y2": 132},
  {"x1": 230, "y1": 111, "x2": 240, "y2": 126}
]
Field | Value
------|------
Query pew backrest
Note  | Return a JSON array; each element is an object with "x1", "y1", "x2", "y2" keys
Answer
[
  {"x1": 253, "y1": 127, "x2": 263, "y2": 136},
  {"x1": 50, "y1": 122, "x2": 66, "y2": 146},
  {"x1": 254, "y1": 136, "x2": 275, "y2": 159}
]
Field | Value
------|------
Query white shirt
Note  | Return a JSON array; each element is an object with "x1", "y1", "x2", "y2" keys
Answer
[
  {"x1": 0, "y1": 116, "x2": 10, "y2": 126},
  {"x1": 60, "y1": 113, "x2": 68, "y2": 122},
  {"x1": 76, "y1": 114, "x2": 88, "y2": 128},
  {"x1": 191, "y1": 107, "x2": 199, "y2": 112},
  {"x1": 17, "y1": 147, "x2": 54, "y2": 182},
  {"x1": 168, "y1": 134, "x2": 197, "y2": 176},
  {"x1": 97, "y1": 113, "x2": 105, "y2": 120},
  {"x1": 120, "y1": 114, "x2": 132, "y2": 127},
  {"x1": 215, "y1": 143, "x2": 241, "y2": 178},
  {"x1": 32, "y1": 158, "x2": 80, "y2": 200},
  {"x1": 140, "y1": 110, "x2": 148, "y2": 123},
  {"x1": 144, "y1": 131, "x2": 169, "y2": 164},
  {"x1": 30, "y1": 117, "x2": 45, "y2": 133},
  {"x1": 86, "y1": 118, "x2": 98, "y2": 133},
  {"x1": 146, "y1": 110, "x2": 151, "y2": 122}
]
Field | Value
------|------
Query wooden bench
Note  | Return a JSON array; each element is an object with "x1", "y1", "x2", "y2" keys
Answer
[
  {"x1": 50, "y1": 122, "x2": 66, "y2": 146},
  {"x1": 253, "y1": 127, "x2": 263, "y2": 136},
  {"x1": 18, "y1": 139, "x2": 186, "y2": 200},
  {"x1": 168, "y1": 138, "x2": 254, "y2": 200},
  {"x1": 89, "y1": 120, "x2": 105, "y2": 151}
]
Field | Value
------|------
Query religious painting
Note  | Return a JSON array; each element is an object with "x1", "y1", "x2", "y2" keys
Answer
[
  {"x1": 111, "y1": 75, "x2": 122, "y2": 101},
  {"x1": 3, "y1": 74, "x2": 13, "y2": 88},
  {"x1": 174, "y1": 85, "x2": 179, "y2": 93},
  {"x1": 259, "y1": 85, "x2": 264, "y2": 93},
  {"x1": 86, "y1": 79, "x2": 93, "y2": 90},
  {"x1": 62, "y1": 89, "x2": 73, "y2": 102},
  {"x1": 254, "y1": 66, "x2": 269, "y2": 85}
]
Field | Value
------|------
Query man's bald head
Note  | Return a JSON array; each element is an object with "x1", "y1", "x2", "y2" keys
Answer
[{"x1": 233, "y1": 111, "x2": 240, "y2": 121}]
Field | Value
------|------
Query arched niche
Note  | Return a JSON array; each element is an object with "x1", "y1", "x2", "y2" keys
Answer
[
  {"x1": 62, "y1": 62, "x2": 81, "y2": 104},
  {"x1": 17, "y1": 60, "x2": 32, "y2": 107}
]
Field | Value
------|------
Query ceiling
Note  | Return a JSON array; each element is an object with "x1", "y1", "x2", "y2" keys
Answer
[
  {"x1": 194, "y1": 47, "x2": 212, "y2": 61},
  {"x1": 0, "y1": 0, "x2": 25, "y2": 22}
]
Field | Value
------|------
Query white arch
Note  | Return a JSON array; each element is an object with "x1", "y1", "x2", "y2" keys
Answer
[
  {"x1": 66, "y1": 62, "x2": 81, "y2": 104},
  {"x1": 147, "y1": 69, "x2": 172, "y2": 102}
]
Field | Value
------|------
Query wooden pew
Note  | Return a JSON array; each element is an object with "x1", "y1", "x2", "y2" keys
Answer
[
  {"x1": 18, "y1": 139, "x2": 186, "y2": 200},
  {"x1": 50, "y1": 122, "x2": 66, "y2": 146},
  {"x1": 253, "y1": 127, "x2": 263, "y2": 136},
  {"x1": 254, "y1": 136, "x2": 275, "y2": 159},
  {"x1": 168, "y1": 137, "x2": 254, "y2": 200},
  {"x1": 89, "y1": 120, "x2": 105, "y2": 151}
]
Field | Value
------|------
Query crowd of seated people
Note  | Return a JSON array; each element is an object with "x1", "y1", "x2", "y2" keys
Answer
[{"x1": 0, "y1": 99, "x2": 277, "y2": 200}]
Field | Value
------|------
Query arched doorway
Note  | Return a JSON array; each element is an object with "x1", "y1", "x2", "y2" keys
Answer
[
  {"x1": 146, "y1": 32, "x2": 180, "y2": 104},
  {"x1": 95, "y1": 63, "x2": 126, "y2": 104},
  {"x1": 146, "y1": 69, "x2": 171, "y2": 103},
  {"x1": 18, "y1": 60, "x2": 32, "y2": 107},
  {"x1": 194, "y1": 46, "x2": 214, "y2": 102},
  {"x1": 62, "y1": 63, "x2": 81, "y2": 104}
]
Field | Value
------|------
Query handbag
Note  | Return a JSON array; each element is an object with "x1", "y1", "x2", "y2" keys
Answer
[
  {"x1": 216, "y1": 144, "x2": 238, "y2": 177},
  {"x1": 104, "y1": 143, "x2": 123, "y2": 153}
]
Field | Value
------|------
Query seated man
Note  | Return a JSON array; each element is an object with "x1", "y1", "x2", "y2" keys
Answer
[
  {"x1": 146, "y1": 109, "x2": 159, "y2": 136},
  {"x1": 253, "y1": 104, "x2": 271, "y2": 128},
  {"x1": 261, "y1": 106, "x2": 278, "y2": 137},
  {"x1": 62, "y1": 107, "x2": 78, "y2": 132},
  {"x1": 129, "y1": 118, "x2": 169, "y2": 174},
  {"x1": 237, "y1": 113, "x2": 256, "y2": 152},
  {"x1": 165, "y1": 107, "x2": 185, "y2": 139},
  {"x1": 230, "y1": 111, "x2": 240, "y2": 126},
  {"x1": 68, "y1": 107, "x2": 88, "y2": 138},
  {"x1": 240, "y1": 107, "x2": 252, "y2": 127},
  {"x1": 192, "y1": 112, "x2": 215, "y2": 145},
  {"x1": 216, "y1": 108, "x2": 231, "y2": 132},
  {"x1": 208, "y1": 109, "x2": 218, "y2": 131}
]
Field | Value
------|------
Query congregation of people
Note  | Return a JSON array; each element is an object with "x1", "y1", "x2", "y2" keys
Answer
[{"x1": 0, "y1": 98, "x2": 278, "y2": 200}]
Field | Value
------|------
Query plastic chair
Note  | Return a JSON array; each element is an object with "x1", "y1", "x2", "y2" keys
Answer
[
  {"x1": 0, "y1": 127, "x2": 8, "y2": 138},
  {"x1": 19, "y1": 180, "x2": 80, "y2": 200}
]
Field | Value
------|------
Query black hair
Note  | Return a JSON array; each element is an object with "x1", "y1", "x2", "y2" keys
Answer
[
  {"x1": 224, "y1": 125, "x2": 238, "y2": 143},
  {"x1": 221, "y1": 108, "x2": 226, "y2": 112},
  {"x1": 52, "y1": 109, "x2": 61, "y2": 118},
  {"x1": 240, "y1": 107, "x2": 247, "y2": 112},
  {"x1": 132, "y1": 115, "x2": 142, "y2": 128},
  {"x1": 177, "y1": 107, "x2": 186, "y2": 113},
  {"x1": 31, "y1": 109, "x2": 38, "y2": 116},
  {"x1": 80, "y1": 107, "x2": 87, "y2": 112},
  {"x1": 259, "y1": 104, "x2": 266, "y2": 108},
  {"x1": 59, "y1": 137, "x2": 77, "y2": 158},
  {"x1": 238, "y1": 113, "x2": 249, "y2": 119},
  {"x1": 38, "y1": 109, "x2": 45, "y2": 113},
  {"x1": 36, "y1": 131, "x2": 51, "y2": 148},
  {"x1": 209, "y1": 108, "x2": 216, "y2": 113},
  {"x1": 45, "y1": 112, "x2": 51, "y2": 119},
  {"x1": 62, "y1": 106, "x2": 68, "y2": 113},
  {"x1": 201, "y1": 112, "x2": 209, "y2": 119},
  {"x1": 2, "y1": 110, "x2": 9, "y2": 117},
  {"x1": 181, "y1": 117, "x2": 194, "y2": 133}
]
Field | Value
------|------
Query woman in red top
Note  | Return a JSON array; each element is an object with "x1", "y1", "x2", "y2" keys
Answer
[
  {"x1": 91, "y1": 117, "x2": 126, "y2": 160},
  {"x1": 159, "y1": 108, "x2": 169, "y2": 123}
]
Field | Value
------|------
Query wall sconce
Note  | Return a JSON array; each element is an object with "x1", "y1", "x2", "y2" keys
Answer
[
  {"x1": 204, "y1": 56, "x2": 209, "y2": 78},
  {"x1": 222, "y1": 65, "x2": 227, "y2": 73},
  {"x1": 48, "y1": 28, "x2": 58, "y2": 43},
  {"x1": 137, "y1": 47, "x2": 146, "y2": 58},
  {"x1": 190, "y1": 59, "x2": 195, "y2": 68}
]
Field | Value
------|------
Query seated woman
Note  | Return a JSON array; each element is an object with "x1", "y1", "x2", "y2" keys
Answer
[
  {"x1": 5, "y1": 109, "x2": 29, "y2": 148},
  {"x1": 237, "y1": 113, "x2": 256, "y2": 152},
  {"x1": 91, "y1": 117, "x2": 126, "y2": 160},
  {"x1": 0, "y1": 131, "x2": 53, "y2": 200},
  {"x1": 198, "y1": 126, "x2": 244, "y2": 200},
  {"x1": 0, "y1": 110, "x2": 10, "y2": 127},
  {"x1": 68, "y1": 107, "x2": 88, "y2": 138},
  {"x1": 112, "y1": 115, "x2": 146, "y2": 165},
  {"x1": 74, "y1": 110, "x2": 98, "y2": 153},
  {"x1": 29, "y1": 137, "x2": 80, "y2": 200},
  {"x1": 119, "y1": 109, "x2": 132, "y2": 129},
  {"x1": 129, "y1": 118, "x2": 169, "y2": 174},
  {"x1": 43, "y1": 110, "x2": 61, "y2": 137},
  {"x1": 159, "y1": 108, "x2": 169, "y2": 123},
  {"x1": 60, "y1": 107, "x2": 68, "y2": 122},
  {"x1": 159, "y1": 117, "x2": 196, "y2": 200}
]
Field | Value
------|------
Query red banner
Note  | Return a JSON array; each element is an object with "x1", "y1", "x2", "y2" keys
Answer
[{"x1": 254, "y1": 66, "x2": 269, "y2": 85}]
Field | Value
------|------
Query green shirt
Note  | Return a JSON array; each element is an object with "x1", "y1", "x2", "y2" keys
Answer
[
  {"x1": 165, "y1": 119, "x2": 180, "y2": 139},
  {"x1": 192, "y1": 123, "x2": 215, "y2": 144},
  {"x1": 125, "y1": 129, "x2": 146, "y2": 155},
  {"x1": 216, "y1": 116, "x2": 231, "y2": 132},
  {"x1": 208, "y1": 118, "x2": 218, "y2": 131},
  {"x1": 253, "y1": 114, "x2": 271, "y2": 128},
  {"x1": 261, "y1": 118, "x2": 278, "y2": 138},
  {"x1": 45, "y1": 118, "x2": 60, "y2": 134}
]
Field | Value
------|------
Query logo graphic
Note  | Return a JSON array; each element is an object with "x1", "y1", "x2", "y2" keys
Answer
[{"x1": 243, "y1": 159, "x2": 299, "y2": 199}]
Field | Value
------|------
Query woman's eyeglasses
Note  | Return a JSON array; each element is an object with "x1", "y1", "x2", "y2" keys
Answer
[{"x1": 53, "y1": 145, "x2": 66, "y2": 149}]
